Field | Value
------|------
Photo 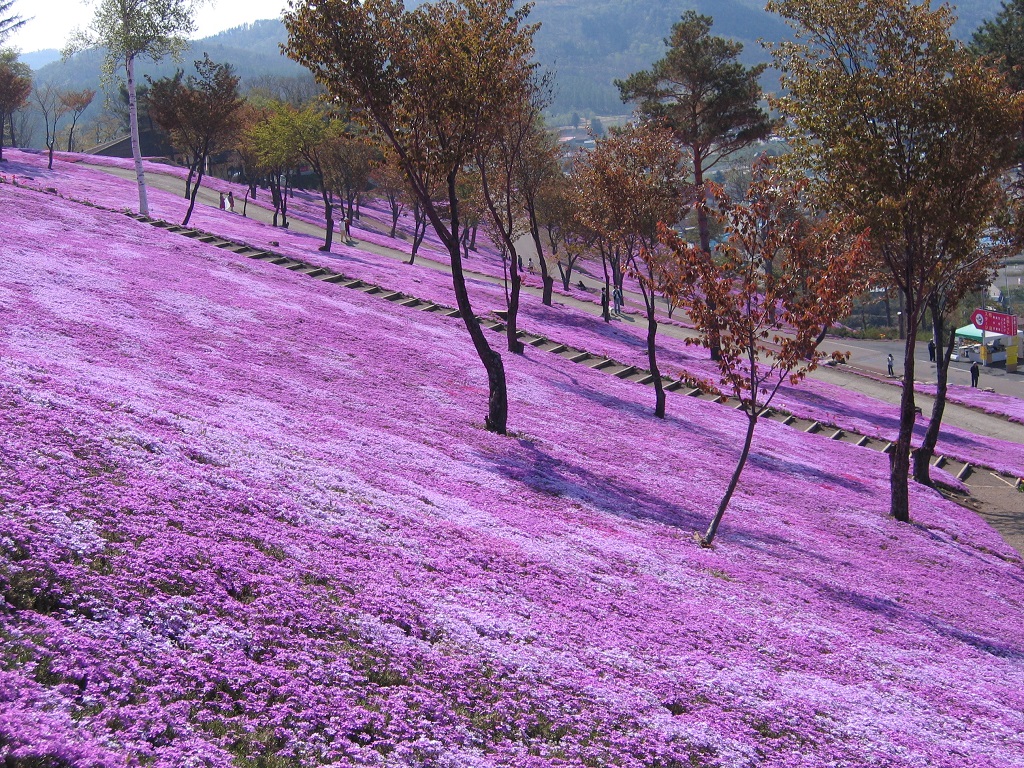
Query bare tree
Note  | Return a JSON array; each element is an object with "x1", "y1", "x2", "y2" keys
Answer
[
  {"x1": 34, "y1": 82, "x2": 69, "y2": 169},
  {"x1": 60, "y1": 88, "x2": 96, "y2": 151}
]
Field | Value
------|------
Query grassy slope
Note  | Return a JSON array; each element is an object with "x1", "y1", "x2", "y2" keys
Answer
[{"x1": 0, "y1": 158, "x2": 1023, "y2": 767}]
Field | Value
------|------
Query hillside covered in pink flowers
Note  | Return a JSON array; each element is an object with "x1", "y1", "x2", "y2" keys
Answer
[{"x1": 2, "y1": 151, "x2": 1023, "y2": 768}]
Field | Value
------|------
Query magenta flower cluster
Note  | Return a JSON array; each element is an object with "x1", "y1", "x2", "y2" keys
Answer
[{"x1": 1, "y1": 150, "x2": 1022, "y2": 767}]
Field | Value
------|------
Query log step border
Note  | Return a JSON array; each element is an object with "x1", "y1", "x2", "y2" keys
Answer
[{"x1": 94, "y1": 203, "x2": 1017, "y2": 496}]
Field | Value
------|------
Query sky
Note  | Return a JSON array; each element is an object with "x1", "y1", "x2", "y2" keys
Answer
[{"x1": 4, "y1": 0, "x2": 287, "y2": 54}]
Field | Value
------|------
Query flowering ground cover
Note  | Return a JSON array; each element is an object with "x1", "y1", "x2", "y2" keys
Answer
[
  {"x1": 2, "y1": 157, "x2": 1024, "y2": 767},
  {"x1": 8, "y1": 149, "x2": 1024, "y2": 481},
  {"x1": 916, "y1": 382, "x2": 1024, "y2": 426},
  {"x1": 9, "y1": 149, "x2": 1024, "y2": 483}
]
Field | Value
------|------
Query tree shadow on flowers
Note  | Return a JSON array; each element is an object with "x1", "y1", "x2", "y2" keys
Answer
[
  {"x1": 813, "y1": 581, "x2": 1024, "y2": 661},
  {"x1": 527, "y1": 354, "x2": 725, "y2": 445},
  {"x1": 745, "y1": 452, "x2": 873, "y2": 495},
  {"x1": 477, "y1": 435, "x2": 706, "y2": 532}
]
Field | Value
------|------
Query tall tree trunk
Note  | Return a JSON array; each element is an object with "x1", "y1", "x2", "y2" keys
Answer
[
  {"x1": 319, "y1": 188, "x2": 334, "y2": 251},
  {"x1": 558, "y1": 261, "x2": 571, "y2": 291},
  {"x1": 526, "y1": 200, "x2": 554, "y2": 306},
  {"x1": 184, "y1": 161, "x2": 196, "y2": 200},
  {"x1": 281, "y1": 178, "x2": 290, "y2": 227},
  {"x1": 889, "y1": 301, "x2": 920, "y2": 523},
  {"x1": 182, "y1": 156, "x2": 206, "y2": 226},
  {"x1": 478, "y1": 166, "x2": 524, "y2": 354},
  {"x1": 389, "y1": 194, "x2": 400, "y2": 237},
  {"x1": 600, "y1": 245, "x2": 612, "y2": 322},
  {"x1": 441, "y1": 173, "x2": 507, "y2": 434},
  {"x1": 269, "y1": 178, "x2": 282, "y2": 227},
  {"x1": 409, "y1": 204, "x2": 426, "y2": 264},
  {"x1": 692, "y1": 154, "x2": 720, "y2": 360},
  {"x1": 702, "y1": 413, "x2": 757, "y2": 547},
  {"x1": 913, "y1": 299, "x2": 956, "y2": 484},
  {"x1": 506, "y1": 264, "x2": 524, "y2": 354},
  {"x1": 125, "y1": 54, "x2": 150, "y2": 218},
  {"x1": 641, "y1": 284, "x2": 665, "y2": 418}
]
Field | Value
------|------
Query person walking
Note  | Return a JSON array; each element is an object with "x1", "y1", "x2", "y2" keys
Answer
[
  {"x1": 887, "y1": 353, "x2": 894, "y2": 377},
  {"x1": 613, "y1": 286, "x2": 623, "y2": 315},
  {"x1": 218, "y1": 192, "x2": 226, "y2": 210},
  {"x1": 928, "y1": 339, "x2": 935, "y2": 362},
  {"x1": 970, "y1": 361, "x2": 980, "y2": 387},
  {"x1": 600, "y1": 286, "x2": 610, "y2": 321},
  {"x1": 227, "y1": 191, "x2": 235, "y2": 213}
]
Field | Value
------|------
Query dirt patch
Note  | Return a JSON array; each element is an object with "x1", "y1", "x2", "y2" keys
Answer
[{"x1": 944, "y1": 475, "x2": 1024, "y2": 556}]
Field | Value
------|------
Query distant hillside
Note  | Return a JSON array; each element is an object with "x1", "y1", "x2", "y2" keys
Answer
[
  {"x1": 19, "y1": 49, "x2": 60, "y2": 70},
  {"x1": 532, "y1": 0, "x2": 790, "y2": 115},
  {"x1": 20, "y1": 20, "x2": 307, "y2": 150},
  {"x1": 31, "y1": 19, "x2": 304, "y2": 92},
  {"x1": 531, "y1": 0, "x2": 1008, "y2": 116},
  {"x1": 15, "y1": 0, "x2": 1012, "y2": 146}
]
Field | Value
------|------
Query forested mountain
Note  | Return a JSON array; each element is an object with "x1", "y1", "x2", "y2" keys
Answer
[
  {"x1": 15, "y1": 0, "x2": 1009, "y2": 146},
  {"x1": 530, "y1": 0, "x2": 1004, "y2": 115},
  {"x1": 533, "y1": 0, "x2": 790, "y2": 115},
  {"x1": 29, "y1": 20, "x2": 304, "y2": 90}
]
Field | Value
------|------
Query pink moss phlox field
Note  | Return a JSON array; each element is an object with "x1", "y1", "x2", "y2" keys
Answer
[
  {"x1": 7, "y1": 150, "x2": 1024, "y2": 479},
  {"x1": 916, "y1": 381, "x2": 1024, "y2": 425},
  {"x1": 2, "y1": 159, "x2": 1024, "y2": 767}
]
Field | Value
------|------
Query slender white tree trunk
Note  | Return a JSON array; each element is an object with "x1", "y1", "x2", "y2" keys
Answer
[{"x1": 126, "y1": 54, "x2": 150, "y2": 217}]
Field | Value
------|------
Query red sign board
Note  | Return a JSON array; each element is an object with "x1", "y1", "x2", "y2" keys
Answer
[{"x1": 971, "y1": 309, "x2": 1019, "y2": 337}]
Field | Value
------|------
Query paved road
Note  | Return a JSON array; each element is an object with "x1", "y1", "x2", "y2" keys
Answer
[{"x1": 833, "y1": 336, "x2": 1024, "y2": 400}]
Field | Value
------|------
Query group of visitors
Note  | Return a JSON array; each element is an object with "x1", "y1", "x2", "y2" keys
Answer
[
  {"x1": 599, "y1": 285, "x2": 625, "y2": 317},
  {"x1": 889, "y1": 339, "x2": 981, "y2": 387},
  {"x1": 218, "y1": 192, "x2": 235, "y2": 213}
]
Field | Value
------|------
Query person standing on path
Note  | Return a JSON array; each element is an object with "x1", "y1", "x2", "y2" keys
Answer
[
  {"x1": 613, "y1": 286, "x2": 623, "y2": 315},
  {"x1": 887, "y1": 353, "x2": 894, "y2": 377},
  {"x1": 227, "y1": 191, "x2": 235, "y2": 213},
  {"x1": 219, "y1": 192, "x2": 226, "y2": 210},
  {"x1": 971, "y1": 361, "x2": 980, "y2": 387},
  {"x1": 928, "y1": 339, "x2": 935, "y2": 362}
]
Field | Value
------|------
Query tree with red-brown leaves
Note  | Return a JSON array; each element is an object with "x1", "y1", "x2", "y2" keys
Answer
[
  {"x1": 148, "y1": 55, "x2": 243, "y2": 226},
  {"x1": 60, "y1": 88, "x2": 96, "y2": 152},
  {"x1": 661, "y1": 159, "x2": 869, "y2": 547},
  {"x1": 286, "y1": 0, "x2": 539, "y2": 435},
  {"x1": 576, "y1": 122, "x2": 685, "y2": 419}
]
